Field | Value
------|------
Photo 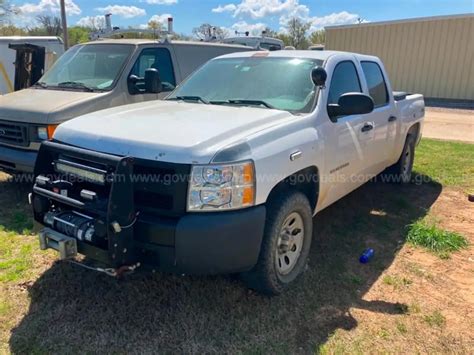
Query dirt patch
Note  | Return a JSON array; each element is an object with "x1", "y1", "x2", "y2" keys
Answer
[{"x1": 1, "y1": 172, "x2": 473, "y2": 353}]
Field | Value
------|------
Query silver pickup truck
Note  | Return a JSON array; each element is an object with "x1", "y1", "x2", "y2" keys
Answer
[{"x1": 0, "y1": 39, "x2": 250, "y2": 174}]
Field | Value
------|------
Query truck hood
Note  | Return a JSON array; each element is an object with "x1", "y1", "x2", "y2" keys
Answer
[
  {"x1": 55, "y1": 100, "x2": 292, "y2": 164},
  {"x1": 0, "y1": 88, "x2": 106, "y2": 124}
]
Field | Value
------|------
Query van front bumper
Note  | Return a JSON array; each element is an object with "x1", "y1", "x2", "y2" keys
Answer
[{"x1": 0, "y1": 145, "x2": 37, "y2": 173}]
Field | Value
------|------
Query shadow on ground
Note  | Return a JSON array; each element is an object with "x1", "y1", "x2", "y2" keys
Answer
[{"x1": 5, "y1": 175, "x2": 442, "y2": 353}]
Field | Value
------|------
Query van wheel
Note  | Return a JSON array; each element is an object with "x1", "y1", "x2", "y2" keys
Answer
[
  {"x1": 384, "y1": 135, "x2": 415, "y2": 184},
  {"x1": 241, "y1": 191, "x2": 313, "y2": 295}
]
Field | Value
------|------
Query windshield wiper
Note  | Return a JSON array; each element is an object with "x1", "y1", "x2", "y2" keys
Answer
[
  {"x1": 170, "y1": 96, "x2": 209, "y2": 104},
  {"x1": 33, "y1": 81, "x2": 48, "y2": 88},
  {"x1": 57, "y1": 81, "x2": 94, "y2": 92},
  {"x1": 211, "y1": 99, "x2": 275, "y2": 109}
]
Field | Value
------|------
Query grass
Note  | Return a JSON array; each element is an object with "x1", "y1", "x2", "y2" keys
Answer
[
  {"x1": 424, "y1": 311, "x2": 446, "y2": 327},
  {"x1": 0, "y1": 138, "x2": 473, "y2": 353},
  {"x1": 413, "y1": 139, "x2": 474, "y2": 189},
  {"x1": 407, "y1": 219, "x2": 468, "y2": 258},
  {"x1": 382, "y1": 275, "x2": 413, "y2": 289}
]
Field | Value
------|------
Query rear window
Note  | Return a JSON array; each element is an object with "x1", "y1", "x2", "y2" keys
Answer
[{"x1": 361, "y1": 61, "x2": 389, "y2": 107}]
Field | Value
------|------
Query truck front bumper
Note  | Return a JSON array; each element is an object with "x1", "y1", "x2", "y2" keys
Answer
[
  {"x1": 0, "y1": 145, "x2": 37, "y2": 173},
  {"x1": 36, "y1": 203, "x2": 267, "y2": 275}
]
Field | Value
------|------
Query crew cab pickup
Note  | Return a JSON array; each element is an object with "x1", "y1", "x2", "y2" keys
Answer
[
  {"x1": 0, "y1": 39, "x2": 250, "y2": 174},
  {"x1": 31, "y1": 50, "x2": 424, "y2": 294}
]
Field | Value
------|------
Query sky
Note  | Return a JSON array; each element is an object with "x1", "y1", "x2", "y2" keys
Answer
[{"x1": 8, "y1": 0, "x2": 474, "y2": 35}]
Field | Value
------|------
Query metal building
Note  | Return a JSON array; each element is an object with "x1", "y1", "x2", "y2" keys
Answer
[{"x1": 325, "y1": 14, "x2": 473, "y2": 101}]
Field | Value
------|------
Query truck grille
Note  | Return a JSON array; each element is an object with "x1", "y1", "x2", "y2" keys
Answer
[{"x1": 0, "y1": 120, "x2": 29, "y2": 147}]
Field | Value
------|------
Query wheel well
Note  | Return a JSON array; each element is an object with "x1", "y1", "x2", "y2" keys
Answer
[
  {"x1": 407, "y1": 123, "x2": 420, "y2": 141},
  {"x1": 267, "y1": 166, "x2": 319, "y2": 211}
]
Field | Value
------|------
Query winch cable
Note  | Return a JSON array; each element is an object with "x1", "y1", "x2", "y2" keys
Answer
[{"x1": 66, "y1": 259, "x2": 141, "y2": 277}]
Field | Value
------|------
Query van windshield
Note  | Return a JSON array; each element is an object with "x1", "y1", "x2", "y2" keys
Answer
[
  {"x1": 168, "y1": 57, "x2": 323, "y2": 113},
  {"x1": 39, "y1": 44, "x2": 133, "y2": 91}
]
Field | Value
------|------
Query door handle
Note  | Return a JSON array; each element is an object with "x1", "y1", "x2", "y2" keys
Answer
[
  {"x1": 388, "y1": 115, "x2": 397, "y2": 122},
  {"x1": 361, "y1": 123, "x2": 374, "y2": 132}
]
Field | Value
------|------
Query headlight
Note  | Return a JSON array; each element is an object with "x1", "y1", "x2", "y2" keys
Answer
[
  {"x1": 187, "y1": 161, "x2": 255, "y2": 211},
  {"x1": 55, "y1": 160, "x2": 106, "y2": 185},
  {"x1": 37, "y1": 125, "x2": 58, "y2": 141}
]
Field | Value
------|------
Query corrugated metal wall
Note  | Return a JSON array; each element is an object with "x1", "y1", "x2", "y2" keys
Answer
[{"x1": 325, "y1": 15, "x2": 473, "y2": 100}]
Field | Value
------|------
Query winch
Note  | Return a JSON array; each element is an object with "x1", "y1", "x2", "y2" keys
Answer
[{"x1": 43, "y1": 211, "x2": 106, "y2": 247}]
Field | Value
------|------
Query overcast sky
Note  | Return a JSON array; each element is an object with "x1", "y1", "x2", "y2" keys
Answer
[{"x1": 9, "y1": 0, "x2": 474, "y2": 34}]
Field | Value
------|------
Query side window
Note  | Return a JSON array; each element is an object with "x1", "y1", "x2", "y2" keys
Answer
[
  {"x1": 327, "y1": 61, "x2": 362, "y2": 105},
  {"x1": 361, "y1": 61, "x2": 389, "y2": 107},
  {"x1": 130, "y1": 48, "x2": 176, "y2": 92}
]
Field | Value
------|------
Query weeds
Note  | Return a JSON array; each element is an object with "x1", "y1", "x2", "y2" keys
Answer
[
  {"x1": 407, "y1": 219, "x2": 468, "y2": 258},
  {"x1": 424, "y1": 311, "x2": 446, "y2": 327}
]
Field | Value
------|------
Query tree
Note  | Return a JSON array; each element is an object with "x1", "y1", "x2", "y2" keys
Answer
[
  {"x1": 68, "y1": 27, "x2": 90, "y2": 45},
  {"x1": 0, "y1": 24, "x2": 26, "y2": 36},
  {"x1": 262, "y1": 27, "x2": 278, "y2": 38},
  {"x1": 286, "y1": 18, "x2": 310, "y2": 49},
  {"x1": 32, "y1": 15, "x2": 62, "y2": 36},
  {"x1": 192, "y1": 23, "x2": 228, "y2": 41},
  {"x1": 309, "y1": 29, "x2": 326, "y2": 45},
  {"x1": 0, "y1": 0, "x2": 17, "y2": 24},
  {"x1": 148, "y1": 20, "x2": 162, "y2": 39}
]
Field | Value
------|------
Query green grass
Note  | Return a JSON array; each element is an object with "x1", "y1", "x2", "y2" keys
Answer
[
  {"x1": 413, "y1": 139, "x2": 474, "y2": 189},
  {"x1": 382, "y1": 275, "x2": 413, "y2": 289},
  {"x1": 407, "y1": 219, "x2": 468, "y2": 259},
  {"x1": 424, "y1": 311, "x2": 446, "y2": 327}
]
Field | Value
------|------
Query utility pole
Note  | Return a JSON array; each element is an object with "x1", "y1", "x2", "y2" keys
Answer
[{"x1": 60, "y1": 0, "x2": 69, "y2": 50}]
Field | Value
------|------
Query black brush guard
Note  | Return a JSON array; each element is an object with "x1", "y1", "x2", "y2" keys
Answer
[{"x1": 33, "y1": 141, "x2": 139, "y2": 268}]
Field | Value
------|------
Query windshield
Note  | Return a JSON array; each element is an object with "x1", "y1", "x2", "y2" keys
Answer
[
  {"x1": 40, "y1": 44, "x2": 133, "y2": 91},
  {"x1": 168, "y1": 57, "x2": 323, "y2": 113}
]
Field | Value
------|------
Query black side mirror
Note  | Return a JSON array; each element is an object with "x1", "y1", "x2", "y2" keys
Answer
[
  {"x1": 327, "y1": 93, "x2": 374, "y2": 121},
  {"x1": 144, "y1": 68, "x2": 162, "y2": 94},
  {"x1": 311, "y1": 66, "x2": 327, "y2": 87}
]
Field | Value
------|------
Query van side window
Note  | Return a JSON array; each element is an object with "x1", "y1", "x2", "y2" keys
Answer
[
  {"x1": 130, "y1": 48, "x2": 176, "y2": 92},
  {"x1": 361, "y1": 61, "x2": 389, "y2": 107},
  {"x1": 328, "y1": 61, "x2": 362, "y2": 105}
]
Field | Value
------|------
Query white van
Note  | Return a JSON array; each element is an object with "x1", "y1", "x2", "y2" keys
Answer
[
  {"x1": 0, "y1": 39, "x2": 251, "y2": 173},
  {"x1": 0, "y1": 36, "x2": 64, "y2": 95}
]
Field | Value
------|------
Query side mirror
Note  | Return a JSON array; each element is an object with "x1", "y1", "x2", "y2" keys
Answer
[
  {"x1": 311, "y1": 66, "x2": 327, "y2": 87},
  {"x1": 327, "y1": 93, "x2": 374, "y2": 121},
  {"x1": 144, "y1": 68, "x2": 162, "y2": 94}
]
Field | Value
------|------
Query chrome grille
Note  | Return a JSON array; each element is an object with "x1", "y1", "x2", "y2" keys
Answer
[{"x1": 0, "y1": 120, "x2": 29, "y2": 147}]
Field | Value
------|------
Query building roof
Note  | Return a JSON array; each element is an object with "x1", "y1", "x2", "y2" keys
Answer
[{"x1": 325, "y1": 13, "x2": 473, "y2": 30}]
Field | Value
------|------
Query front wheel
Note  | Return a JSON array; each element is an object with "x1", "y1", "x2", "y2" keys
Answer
[{"x1": 241, "y1": 191, "x2": 313, "y2": 295}]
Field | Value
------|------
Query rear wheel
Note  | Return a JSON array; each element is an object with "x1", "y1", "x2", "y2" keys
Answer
[
  {"x1": 241, "y1": 191, "x2": 313, "y2": 295},
  {"x1": 384, "y1": 135, "x2": 415, "y2": 184}
]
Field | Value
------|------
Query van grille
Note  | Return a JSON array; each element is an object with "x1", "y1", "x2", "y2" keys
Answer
[{"x1": 0, "y1": 120, "x2": 29, "y2": 147}]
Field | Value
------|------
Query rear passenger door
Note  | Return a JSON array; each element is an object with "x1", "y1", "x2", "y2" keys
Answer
[
  {"x1": 128, "y1": 47, "x2": 177, "y2": 101},
  {"x1": 360, "y1": 61, "x2": 397, "y2": 171}
]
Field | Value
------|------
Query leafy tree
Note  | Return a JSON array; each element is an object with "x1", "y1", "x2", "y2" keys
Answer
[
  {"x1": 309, "y1": 30, "x2": 326, "y2": 45},
  {"x1": 286, "y1": 17, "x2": 310, "y2": 49},
  {"x1": 68, "y1": 27, "x2": 90, "y2": 45},
  {"x1": 0, "y1": 24, "x2": 26, "y2": 35},
  {"x1": 148, "y1": 20, "x2": 162, "y2": 39},
  {"x1": 192, "y1": 23, "x2": 228, "y2": 41}
]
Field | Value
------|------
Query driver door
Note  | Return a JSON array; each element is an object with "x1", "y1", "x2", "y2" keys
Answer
[
  {"x1": 127, "y1": 47, "x2": 177, "y2": 102},
  {"x1": 321, "y1": 60, "x2": 374, "y2": 206}
]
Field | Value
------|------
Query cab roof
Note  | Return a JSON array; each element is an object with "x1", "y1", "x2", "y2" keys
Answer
[{"x1": 215, "y1": 50, "x2": 380, "y2": 63}]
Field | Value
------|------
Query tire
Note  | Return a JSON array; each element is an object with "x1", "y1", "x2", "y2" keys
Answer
[
  {"x1": 384, "y1": 135, "x2": 416, "y2": 184},
  {"x1": 241, "y1": 191, "x2": 313, "y2": 295}
]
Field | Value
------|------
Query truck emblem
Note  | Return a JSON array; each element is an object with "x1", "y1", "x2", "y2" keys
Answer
[{"x1": 0, "y1": 129, "x2": 6, "y2": 136}]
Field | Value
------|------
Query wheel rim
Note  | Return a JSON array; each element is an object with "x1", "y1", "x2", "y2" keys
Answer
[{"x1": 275, "y1": 212, "x2": 305, "y2": 276}]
